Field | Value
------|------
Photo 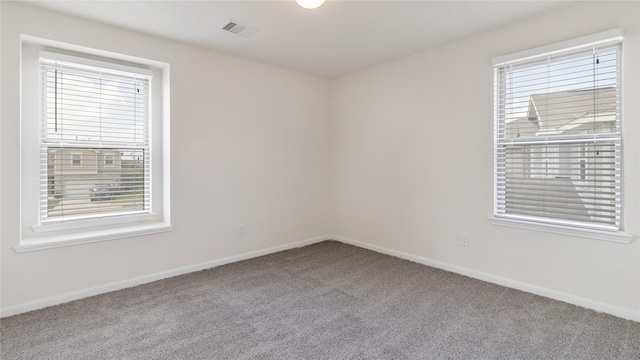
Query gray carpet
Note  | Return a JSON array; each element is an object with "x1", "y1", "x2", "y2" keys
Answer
[{"x1": 1, "y1": 241, "x2": 639, "y2": 359}]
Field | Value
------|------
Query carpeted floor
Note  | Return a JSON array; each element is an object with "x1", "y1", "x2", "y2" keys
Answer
[{"x1": 1, "y1": 240, "x2": 639, "y2": 359}]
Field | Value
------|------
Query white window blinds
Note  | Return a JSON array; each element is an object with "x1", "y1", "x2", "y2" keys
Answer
[
  {"x1": 40, "y1": 53, "x2": 152, "y2": 223},
  {"x1": 494, "y1": 38, "x2": 622, "y2": 231}
]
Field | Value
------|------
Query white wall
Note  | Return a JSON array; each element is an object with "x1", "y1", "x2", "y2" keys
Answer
[
  {"x1": 330, "y1": 1, "x2": 640, "y2": 317},
  {"x1": 1, "y1": 2, "x2": 330, "y2": 311}
]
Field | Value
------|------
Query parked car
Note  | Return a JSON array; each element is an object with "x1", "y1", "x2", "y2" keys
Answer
[{"x1": 90, "y1": 184, "x2": 113, "y2": 202}]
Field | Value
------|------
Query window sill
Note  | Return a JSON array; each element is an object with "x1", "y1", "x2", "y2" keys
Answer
[
  {"x1": 33, "y1": 213, "x2": 156, "y2": 233},
  {"x1": 489, "y1": 216, "x2": 634, "y2": 244},
  {"x1": 14, "y1": 222, "x2": 174, "y2": 253}
]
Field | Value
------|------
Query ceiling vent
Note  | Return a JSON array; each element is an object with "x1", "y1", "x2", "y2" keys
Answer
[{"x1": 219, "y1": 20, "x2": 259, "y2": 37}]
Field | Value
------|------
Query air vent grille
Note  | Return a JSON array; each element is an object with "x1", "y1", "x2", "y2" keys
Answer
[
  {"x1": 222, "y1": 22, "x2": 237, "y2": 31},
  {"x1": 219, "y1": 20, "x2": 259, "y2": 37}
]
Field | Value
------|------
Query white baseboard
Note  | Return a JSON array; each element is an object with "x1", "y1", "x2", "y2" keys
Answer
[
  {"x1": 330, "y1": 235, "x2": 640, "y2": 323},
  {"x1": 0, "y1": 235, "x2": 330, "y2": 318},
  {"x1": 4, "y1": 234, "x2": 638, "y2": 323}
]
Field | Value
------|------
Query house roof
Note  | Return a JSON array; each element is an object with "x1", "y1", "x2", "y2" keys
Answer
[
  {"x1": 505, "y1": 117, "x2": 537, "y2": 139},
  {"x1": 506, "y1": 87, "x2": 617, "y2": 139},
  {"x1": 527, "y1": 87, "x2": 616, "y2": 127}
]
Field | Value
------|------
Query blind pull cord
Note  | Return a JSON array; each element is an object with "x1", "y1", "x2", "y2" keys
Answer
[{"x1": 54, "y1": 69, "x2": 58, "y2": 133}]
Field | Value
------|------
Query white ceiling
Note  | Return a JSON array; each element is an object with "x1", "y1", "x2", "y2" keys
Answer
[{"x1": 22, "y1": 0, "x2": 572, "y2": 78}]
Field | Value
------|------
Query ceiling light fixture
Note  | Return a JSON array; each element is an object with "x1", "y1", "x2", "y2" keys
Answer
[{"x1": 296, "y1": 0, "x2": 325, "y2": 10}]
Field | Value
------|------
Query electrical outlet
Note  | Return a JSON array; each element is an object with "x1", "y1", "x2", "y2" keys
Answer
[
  {"x1": 238, "y1": 225, "x2": 246, "y2": 236},
  {"x1": 459, "y1": 233, "x2": 469, "y2": 247}
]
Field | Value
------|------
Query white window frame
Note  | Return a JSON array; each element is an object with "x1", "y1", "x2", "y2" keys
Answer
[
  {"x1": 104, "y1": 153, "x2": 114, "y2": 167},
  {"x1": 70, "y1": 153, "x2": 82, "y2": 167},
  {"x1": 490, "y1": 29, "x2": 633, "y2": 244},
  {"x1": 17, "y1": 36, "x2": 172, "y2": 252}
]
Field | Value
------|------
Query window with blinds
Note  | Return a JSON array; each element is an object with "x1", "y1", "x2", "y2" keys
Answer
[
  {"x1": 40, "y1": 53, "x2": 152, "y2": 223},
  {"x1": 494, "y1": 37, "x2": 622, "y2": 231}
]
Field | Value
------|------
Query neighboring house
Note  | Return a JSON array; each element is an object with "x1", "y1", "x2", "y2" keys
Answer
[
  {"x1": 506, "y1": 87, "x2": 616, "y2": 138},
  {"x1": 47, "y1": 149, "x2": 123, "y2": 199},
  {"x1": 503, "y1": 87, "x2": 617, "y2": 223}
]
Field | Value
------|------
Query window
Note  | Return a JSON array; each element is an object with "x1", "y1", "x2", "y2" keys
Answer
[
  {"x1": 493, "y1": 31, "x2": 623, "y2": 232},
  {"x1": 18, "y1": 37, "x2": 172, "y2": 252},
  {"x1": 105, "y1": 154, "x2": 114, "y2": 166},
  {"x1": 71, "y1": 153, "x2": 82, "y2": 166},
  {"x1": 41, "y1": 52, "x2": 150, "y2": 223}
]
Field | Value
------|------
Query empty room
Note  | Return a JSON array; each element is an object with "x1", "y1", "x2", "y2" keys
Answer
[{"x1": 1, "y1": 0, "x2": 639, "y2": 358}]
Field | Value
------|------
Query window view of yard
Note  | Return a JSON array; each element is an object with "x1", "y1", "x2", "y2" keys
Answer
[{"x1": 46, "y1": 148, "x2": 146, "y2": 219}]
